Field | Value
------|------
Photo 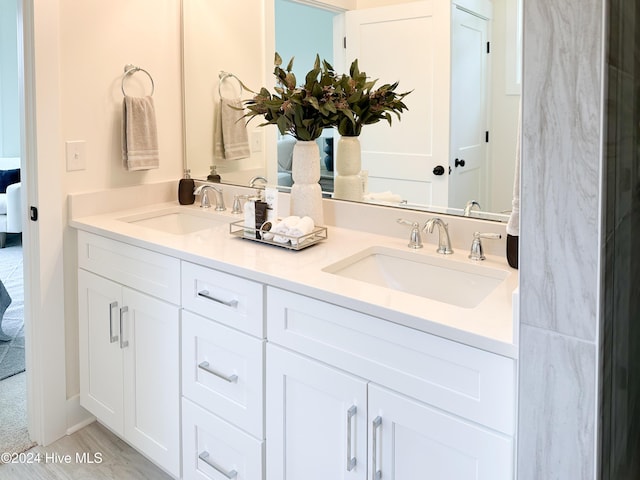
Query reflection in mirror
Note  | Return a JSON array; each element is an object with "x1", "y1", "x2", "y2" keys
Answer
[{"x1": 182, "y1": 0, "x2": 522, "y2": 221}]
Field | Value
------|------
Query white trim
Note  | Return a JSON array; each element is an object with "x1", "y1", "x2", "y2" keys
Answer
[
  {"x1": 65, "y1": 395, "x2": 95, "y2": 436},
  {"x1": 284, "y1": 0, "x2": 355, "y2": 13},
  {"x1": 505, "y1": 0, "x2": 522, "y2": 95},
  {"x1": 20, "y1": 0, "x2": 68, "y2": 446}
]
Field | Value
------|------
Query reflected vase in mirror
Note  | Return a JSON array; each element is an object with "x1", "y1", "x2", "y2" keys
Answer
[
  {"x1": 291, "y1": 140, "x2": 324, "y2": 225},
  {"x1": 333, "y1": 136, "x2": 363, "y2": 202}
]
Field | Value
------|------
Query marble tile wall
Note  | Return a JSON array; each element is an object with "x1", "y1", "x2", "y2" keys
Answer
[{"x1": 517, "y1": 0, "x2": 603, "y2": 478}]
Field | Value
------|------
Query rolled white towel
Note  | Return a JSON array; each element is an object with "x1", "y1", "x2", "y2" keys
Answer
[
  {"x1": 272, "y1": 219, "x2": 290, "y2": 244},
  {"x1": 289, "y1": 216, "x2": 315, "y2": 245}
]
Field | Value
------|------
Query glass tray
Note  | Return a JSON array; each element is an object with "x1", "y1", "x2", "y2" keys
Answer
[{"x1": 229, "y1": 220, "x2": 328, "y2": 251}]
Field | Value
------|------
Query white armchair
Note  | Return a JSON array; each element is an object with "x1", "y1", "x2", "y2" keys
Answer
[{"x1": 0, "y1": 157, "x2": 22, "y2": 248}]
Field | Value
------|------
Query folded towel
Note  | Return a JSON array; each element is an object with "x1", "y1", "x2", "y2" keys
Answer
[
  {"x1": 214, "y1": 98, "x2": 250, "y2": 162},
  {"x1": 122, "y1": 96, "x2": 159, "y2": 171},
  {"x1": 507, "y1": 99, "x2": 521, "y2": 236},
  {"x1": 289, "y1": 216, "x2": 315, "y2": 245},
  {"x1": 363, "y1": 191, "x2": 403, "y2": 203}
]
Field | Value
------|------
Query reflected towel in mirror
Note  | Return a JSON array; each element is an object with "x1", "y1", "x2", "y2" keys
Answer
[{"x1": 214, "y1": 98, "x2": 250, "y2": 161}]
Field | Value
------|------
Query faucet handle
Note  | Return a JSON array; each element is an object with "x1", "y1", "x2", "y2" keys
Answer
[
  {"x1": 232, "y1": 194, "x2": 250, "y2": 214},
  {"x1": 469, "y1": 232, "x2": 502, "y2": 261},
  {"x1": 397, "y1": 218, "x2": 423, "y2": 249}
]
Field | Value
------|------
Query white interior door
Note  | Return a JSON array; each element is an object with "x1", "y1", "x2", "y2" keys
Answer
[
  {"x1": 345, "y1": 1, "x2": 449, "y2": 206},
  {"x1": 449, "y1": 6, "x2": 489, "y2": 209}
]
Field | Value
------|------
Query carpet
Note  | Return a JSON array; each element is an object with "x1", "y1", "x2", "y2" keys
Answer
[
  {"x1": 0, "y1": 372, "x2": 36, "y2": 459},
  {"x1": 0, "y1": 234, "x2": 24, "y2": 381}
]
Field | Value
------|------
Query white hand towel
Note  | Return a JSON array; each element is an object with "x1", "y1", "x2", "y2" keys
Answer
[
  {"x1": 214, "y1": 98, "x2": 250, "y2": 161},
  {"x1": 289, "y1": 216, "x2": 315, "y2": 245},
  {"x1": 122, "y1": 96, "x2": 159, "y2": 171}
]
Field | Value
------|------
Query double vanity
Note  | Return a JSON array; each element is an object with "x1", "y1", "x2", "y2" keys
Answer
[{"x1": 70, "y1": 189, "x2": 518, "y2": 480}]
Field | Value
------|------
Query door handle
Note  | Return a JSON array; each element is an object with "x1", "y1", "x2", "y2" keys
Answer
[
  {"x1": 454, "y1": 158, "x2": 466, "y2": 168},
  {"x1": 197, "y1": 290, "x2": 239, "y2": 308},
  {"x1": 346, "y1": 405, "x2": 357, "y2": 471},
  {"x1": 198, "y1": 361, "x2": 238, "y2": 383},
  {"x1": 372, "y1": 416, "x2": 382, "y2": 480},
  {"x1": 198, "y1": 452, "x2": 237, "y2": 479},
  {"x1": 119, "y1": 306, "x2": 129, "y2": 349},
  {"x1": 109, "y1": 301, "x2": 119, "y2": 343}
]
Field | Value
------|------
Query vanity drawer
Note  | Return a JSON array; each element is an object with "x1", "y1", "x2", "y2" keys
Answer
[
  {"x1": 182, "y1": 310, "x2": 264, "y2": 438},
  {"x1": 182, "y1": 261, "x2": 264, "y2": 338},
  {"x1": 267, "y1": 287, "x2": 516, "y2": 435},
  {"x1": 77, "y1": 231, "x2": 180, "y2": 304},
  {"x1": 182, "y1": 398, "x2": 264, "y2": 480}
]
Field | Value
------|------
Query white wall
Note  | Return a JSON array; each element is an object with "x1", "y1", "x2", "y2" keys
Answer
[{"x1": 55, "y1": 0, "x2": 183, "y2": 399}]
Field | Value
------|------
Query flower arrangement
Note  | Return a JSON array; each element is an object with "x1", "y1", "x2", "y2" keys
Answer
[
  {"x1": 243, "y1": 53, "x2": 411, "y2": 140},
  {"x1": 242, "y1": 53, "x2": 338, "y2": 141},
  {"x1": 333, "y1": 59, "x2": 411, "y2": 137}
]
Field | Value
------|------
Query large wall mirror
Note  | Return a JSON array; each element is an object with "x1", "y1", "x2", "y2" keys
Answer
[{"x1": 182, "y1": 0, "x2": 522, "y2": 221}]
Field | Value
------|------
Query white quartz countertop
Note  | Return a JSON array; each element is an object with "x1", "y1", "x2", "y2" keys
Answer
[{"x1": 70, "y1": 202, "x2": 519, "y2": 358}]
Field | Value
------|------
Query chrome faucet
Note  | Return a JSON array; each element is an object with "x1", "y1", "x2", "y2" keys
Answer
[
  {"x1": 423, "y1": 217, "x2": 453, "y2": 254},
  {"x1": 249, "y1": 176, "x2": 268, "y2": 188},
  {"x1": 397, "y1": 218, "x2": 423, "y2": 249},
  {"x1": 194, "y1": 184, "x2": 226, "y2": 211},
  {"x1": 463, "y1": 200, "x2": 481, "y2": 216},
  {"x1": 468, "y1": 232, "x2": 502, "y2": 261}
]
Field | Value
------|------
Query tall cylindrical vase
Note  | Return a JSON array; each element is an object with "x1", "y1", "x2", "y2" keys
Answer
[
  {"x1": 290, "y1": 140, "x2": 324, "y2": 225},
  {"x1": 333, "y1": 136, "x2": 363, "y2": 201}
]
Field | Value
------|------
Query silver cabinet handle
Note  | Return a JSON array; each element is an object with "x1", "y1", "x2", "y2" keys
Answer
[
  {"x1": 372, "y1": 416, "x2": 382, "y2": 480},
  {"x1": 198, "y1": 361, "x2": 238, "y2": 383},
  {"x1": 119, "y1": 306, "x2": 129, "y2": 349},
  {"x1": 198, "y1": 451, "x2": 237, "y2": 479},
  {"x1": 347, "y1": 405, "x2": 357, "y2": 471},
  {"x1": 197, "y1": 290, "x2": 238, "y2": 308},
  {"x1": 109, "y1": 301, "x2": 119, "y2": 343}
]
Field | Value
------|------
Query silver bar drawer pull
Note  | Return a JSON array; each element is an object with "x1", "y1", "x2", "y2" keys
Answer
[
  {"x1": 109, "y1": 301, "x2": 119, "y2": 343},
  {"x1": 198, "y1": 452, "x2": 237, "y2": 479},
  {"x1": 197, "y1": 289, "x2": 239, "y2": 308},
  {"x1": 119, "y1": 306, "x2": 129, "y2": 349},
  {"x1": 198, "y1": 361, "x2": 238, "y2": 383},
  {"x1": 372, "y1": 416, "x2": 382, "y2": 480},
  {"x1": 346, "y1": 405, "x2": 357, "y2": 471}
]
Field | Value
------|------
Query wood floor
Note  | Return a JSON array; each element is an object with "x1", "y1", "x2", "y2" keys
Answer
[{"x1": 0, "y1": 421, "x2": 173, "y2": 479}]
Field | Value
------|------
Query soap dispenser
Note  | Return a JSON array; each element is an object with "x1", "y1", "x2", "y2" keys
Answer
[
  {"x1": 207, "y1": 165, "x2": 221, "y2": 183},
  {"x1": 178, "y1": 169, "x2": 195, "y2": 205}
]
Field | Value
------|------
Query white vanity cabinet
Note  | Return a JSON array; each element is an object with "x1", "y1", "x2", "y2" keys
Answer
[
  {"x1": 77, "y1": 232, "x2": 181, "y2": 478},
  {"x1": 180, "y1": 261, "x2": 265, "y2": 480},
  {"x1": 266, "y1": 287, "x2": 515, "y2": 480}
]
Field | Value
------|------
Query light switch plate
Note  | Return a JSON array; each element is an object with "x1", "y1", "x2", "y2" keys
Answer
[
  {"x1": 66, "y1": 140, "x2": 86, "y2": 171},
  {"x1": 250, "y1": 131, "x2": 262, "y2": 153}
]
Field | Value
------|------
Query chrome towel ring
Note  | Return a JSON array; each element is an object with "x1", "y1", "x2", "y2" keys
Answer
[
  {"x1": 121, "y1": 64, "x2": 155, "y2": 97},
  {"x1": 218, "y1": 71, "x2": 244, "y2": 99}
]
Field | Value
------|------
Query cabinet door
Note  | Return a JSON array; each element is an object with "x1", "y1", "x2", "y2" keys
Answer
[
  {"x1": 368, "y1": 384, "x2": 513, "y2": 480},
  {"x1": 122, "y1": 287, "x2": 181, "y2": 478},
  {"x1": 78, "y1": 269, "x2": 124, "y2": 436},
  {"x1": 267, "y1": 345, "x2": 367, "y2": 480}
]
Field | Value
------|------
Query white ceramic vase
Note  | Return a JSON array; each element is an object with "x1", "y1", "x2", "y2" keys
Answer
[
  {"x1": 333, "y1": 136, "x2": 363, "y2": 201},
  {"x1": 290, "y1": 140, "x2": 324, "y2": 225}
]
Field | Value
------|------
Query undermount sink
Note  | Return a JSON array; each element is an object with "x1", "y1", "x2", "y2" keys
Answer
[
  {"x1": 322, "y1": 246, "x2": 508, "y2": 309},
  {"x1": 118, "y1": 207, "x2": 228, "y2": 235}
]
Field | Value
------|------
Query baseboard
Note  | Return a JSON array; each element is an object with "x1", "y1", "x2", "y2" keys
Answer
[{"x1": 66, "y1": 394, "x2": 95, "y2": 435}]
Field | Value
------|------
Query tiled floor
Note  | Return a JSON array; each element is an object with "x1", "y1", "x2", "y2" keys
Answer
[{"x1": 0, "y1": 422, "x2": 172, "y2": 480}]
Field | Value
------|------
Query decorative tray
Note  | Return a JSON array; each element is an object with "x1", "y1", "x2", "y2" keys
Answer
[{"x1": 229, "y1": 220, "x2": 328, "y2": 251}]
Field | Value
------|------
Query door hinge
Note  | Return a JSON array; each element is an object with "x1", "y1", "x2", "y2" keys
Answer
[
  {"x1": 30, "y1": 206, "x2": 38, "y2": 221},
  {"x1": 343, "y1": 36, "x2": 347, "y2": 49},
  {"x1": 485, "y1": 131, "x2": 490, "y2": 143},
  {"x1": 486, "y1": 41, "x2": 490, "y2": 54}
]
